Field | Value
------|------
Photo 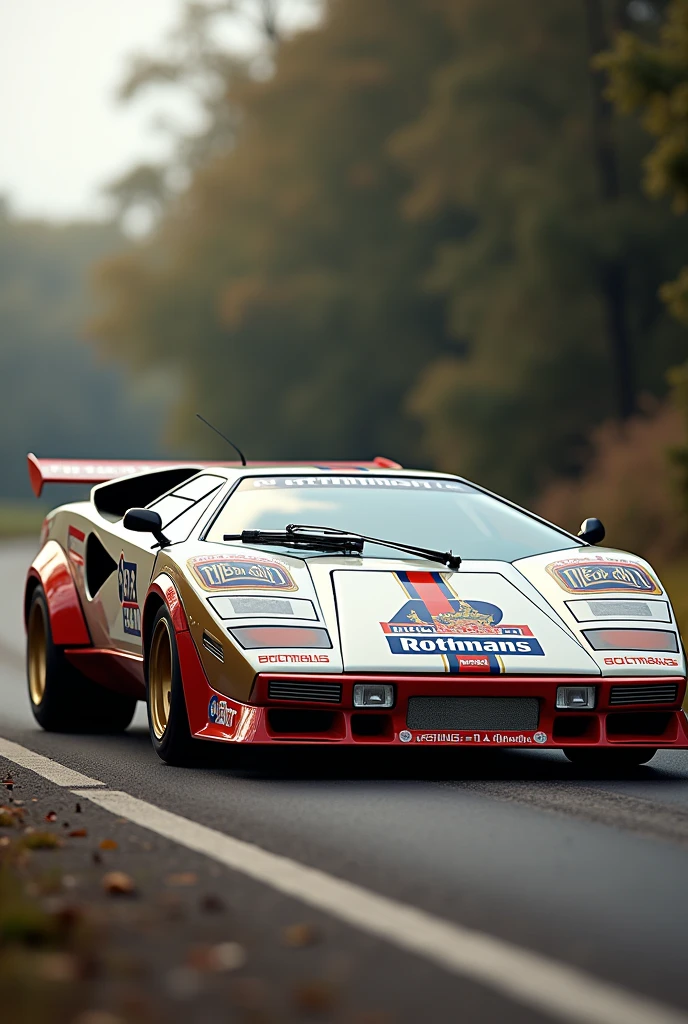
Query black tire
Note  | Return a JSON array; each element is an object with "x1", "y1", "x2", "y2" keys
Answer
[
  {"x1": 146, "y1": 605, "x2": 200, "y2": 766},
  {"x1": 563, "y1": 747, "x2": 657, "y2": 769},
  {"x1": 27, "y1": 586, "x2": 136, "y2": 733}
]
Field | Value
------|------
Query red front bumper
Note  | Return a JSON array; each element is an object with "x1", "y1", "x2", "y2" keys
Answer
[{"x1": 178, "y1": 633, "x2": 688, "y2": 747}]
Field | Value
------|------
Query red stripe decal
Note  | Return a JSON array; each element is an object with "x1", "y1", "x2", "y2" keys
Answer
[
  {"x1": 68, "y1": 526, "x2": 85, "y2": 542},
  {"x1": 406, "y1": 572, "x2": 454, "y2": 617}
]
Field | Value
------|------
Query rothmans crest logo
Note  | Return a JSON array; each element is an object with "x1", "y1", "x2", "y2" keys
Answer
[
  {"x1": 379, "y1": 571, "x2": 544, "y2": 674},
  {"x1": 407, "y1": 598, "x2": 495, "y2": 633}
]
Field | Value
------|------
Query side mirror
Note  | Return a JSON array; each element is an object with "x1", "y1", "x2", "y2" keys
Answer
[
  {"x1": 123, "y1": 508, "x2": 169, "y2": 548},
  {"x1": 578, "y1": 517, "x2": 605, "y2": 545}
]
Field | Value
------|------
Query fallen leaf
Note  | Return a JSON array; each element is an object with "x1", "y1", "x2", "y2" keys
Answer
[
  {"x1": 92, "y1": 851, "x2": 103, "y2": 865},
  {"x1": 0, "y1": 836, "x2": 10, "y2": 847},
  {"x1": 99, "y1": 838, "x2": 118, "y2": 850},
  {"x1": 102, "y1": 871, "x2": 136, "y2": 896},
  {"x1": 283, "y1": 923, "x2": 320, "y2": 948},
  {"x1": 37, "y1": 951, "x2": 79, "y2": 982},
  {"x1": 0, "y1": 804, "x2": 25, "y2": 827},
  {"x1": 199, "y1": 893, "x2": 225, "y2": 913},
  {"x1": 2, "y1": 774, "x2": 14, "y2": 788},
  {"x1": 165, "y1": 872, "x2": 198, "y2": 887},
  {"x1": 187, "y1": 942, "x2": 246, "y2": 972},
  {"x1": 44, "y1": 811, "x2": 57, "y2": 822},
  {"x1": 68, "y1": 828, "x2": 88, "y2": 838},
  {"x1": 71, "y1": 1013, "x2": 125, "y2": 1024},
  {"x1": 62, "y1": 822, "x2": 70, "y2": 829},
  {"x1": 75, "y1": 802, "x2": 82, "y2": 813},
  {"x1": 292, "y1": 981, "x2": 337, "y2": 1013},
  {"x1": 21, "y1": 831, "x2": 62, "y2": 850},
  {"x1": 31, "y1": 797, "x2": 38, "y2": 803}
]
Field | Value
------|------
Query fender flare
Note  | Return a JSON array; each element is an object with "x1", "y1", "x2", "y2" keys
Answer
[
  {"x1": 25, "y1": 541, "x2": 90, "y2": 646},
  {"x1": 142, "y1": 574, "x2": 189, "y2": 649}
]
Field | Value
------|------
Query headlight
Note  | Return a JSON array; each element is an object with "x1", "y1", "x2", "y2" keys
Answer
[
  {"x1": 229, "y1": 626, "x2": 331, "y2": 649},
  {"x1": 583, "y1": 628, "x2": 678, "y2": 652}
]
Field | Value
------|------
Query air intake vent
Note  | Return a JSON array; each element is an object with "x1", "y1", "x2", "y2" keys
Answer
[
  {"x1": 202, "y1": 631, "x2": 224, "y2": 662},
  {"x1": 609, "y1": 684, "x2": 678, "y2": 706},
  {"x1": 268, "y1": 681, "x2": 342, "y2": 704}
]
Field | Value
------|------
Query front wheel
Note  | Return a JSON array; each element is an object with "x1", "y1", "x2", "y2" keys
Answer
[
  {"x1": 27, "y1": 585, "x2": 136, "y2": 733},
  {"x1": 563, "y1": 747, "x2": 657, "y2": 769},
  {"x1": 146, "y1": 606, "x2": 200, "y2": 766}
]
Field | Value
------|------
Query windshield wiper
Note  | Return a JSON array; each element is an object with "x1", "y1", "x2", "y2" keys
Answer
[
  {"x1": 223, "y1": 523, "x2": 461, "y2": 569},
  {"x1": 223, "y1": 527, "x2": 364, "y2": 556}
]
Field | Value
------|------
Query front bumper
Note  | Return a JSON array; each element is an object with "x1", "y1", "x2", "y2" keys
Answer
[{"x1": 178, "y1": 636, "x2": 688, "y2": 747}]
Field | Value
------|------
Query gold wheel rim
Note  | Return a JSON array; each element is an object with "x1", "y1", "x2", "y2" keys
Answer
[
  {"x1": 27, "y1": 600, "x2": 47, "y2": 706},
  {"x1": 149, "y1": 618, "x2": 173, "y2": 740}
]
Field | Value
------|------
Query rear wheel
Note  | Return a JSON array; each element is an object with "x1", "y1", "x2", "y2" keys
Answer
[
  {"x1": 563, "y1": 747, "x2": 657, "y2": 769},
  {"x1": 27, "y1": 586, "x2": 136, "y2": 733},
  {"x1": 146, "y1": 606, "x2": 199, "y2": 766}
]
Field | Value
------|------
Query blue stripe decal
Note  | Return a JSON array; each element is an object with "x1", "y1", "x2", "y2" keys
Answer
[{"x1": 396, "y1": 571, "x2": 420, "y2": 600}]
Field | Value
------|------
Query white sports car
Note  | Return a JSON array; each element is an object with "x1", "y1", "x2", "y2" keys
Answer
[{"x1": 24, "y1": 453, "x2": 687, "y2": 767}]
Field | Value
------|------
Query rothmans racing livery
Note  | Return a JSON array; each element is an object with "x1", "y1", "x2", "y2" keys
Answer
[{"x1": 24, "y1": 454, "x2": 688, "y2": 767}]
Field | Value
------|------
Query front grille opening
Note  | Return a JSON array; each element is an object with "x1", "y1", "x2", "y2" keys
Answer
[
  {"x1": 609, "y1": 684, "x2": 678, "y2": 706},
  {"x1": 407, "y1": 696, "x2": 539, "y2": 732},
  {"x1": 267, "y1": 709, "x2": 343, "y2": 736},
  {"x1": 351, "y1": 713, "x2": 393, "y2": 739},
  {"x1": 267, "y1": 680, "x2": 342, "y2": 704},
  {"x1": 606, "y1": 712, "x2": 674, "y2": 739},
  {"x1": 553, "y1": 715, "x2": 599, "y2": 741}
]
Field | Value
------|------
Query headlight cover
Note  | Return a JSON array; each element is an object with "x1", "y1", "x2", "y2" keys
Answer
[
  {"x1": 229, "y1": 625, "x2": 331, "y2": 649},
  {"x1": 583, "y1": 628, "x2": 679, "y2": 653}
]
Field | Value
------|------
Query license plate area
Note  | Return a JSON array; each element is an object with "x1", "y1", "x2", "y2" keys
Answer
[{"x1": 406, "y1": 696, "x2": 539, "y2": 732}]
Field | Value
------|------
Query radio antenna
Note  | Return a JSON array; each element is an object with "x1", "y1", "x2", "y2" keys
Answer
[{"x1": 196, "y1": 414, "x2": 247, "y2": 466}]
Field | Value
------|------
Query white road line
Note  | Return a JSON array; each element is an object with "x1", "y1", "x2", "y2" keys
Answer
[
  {"x1": 69, "y1": 788, "x2": 684, "y2": 1024},
  {"x1": 0, "y1": 737, "x2": 684, "y2": 1024},
  {"x1": 0, "y1": 737, "x2": 104, "y2": 788}
]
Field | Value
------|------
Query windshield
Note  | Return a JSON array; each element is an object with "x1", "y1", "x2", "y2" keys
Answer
[{"x1": 205, "y1": 476, "x2": 579, "y2": 562}]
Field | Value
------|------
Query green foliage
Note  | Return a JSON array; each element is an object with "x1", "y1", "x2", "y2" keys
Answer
[{"x1": 0, "y1": 205, "x2": 167, "y2": 499}]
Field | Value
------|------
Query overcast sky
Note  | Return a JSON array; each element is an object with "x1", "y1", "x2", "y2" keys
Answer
[{"x1": 0, "y1": 0, "x2": 319, "y2": 222}]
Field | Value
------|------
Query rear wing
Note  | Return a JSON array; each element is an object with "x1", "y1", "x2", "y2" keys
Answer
[{"x1": 27, "y1": 453, "x2": 402, "y2": 497}]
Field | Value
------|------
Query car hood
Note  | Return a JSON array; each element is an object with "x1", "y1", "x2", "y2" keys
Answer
[{"x1": 165, "y1": 543, "x2": 684, "y2": 679}]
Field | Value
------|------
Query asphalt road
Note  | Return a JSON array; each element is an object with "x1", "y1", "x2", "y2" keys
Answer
[{"x1": 3, "y1": 539, "x2": 688, "y2": 1022}]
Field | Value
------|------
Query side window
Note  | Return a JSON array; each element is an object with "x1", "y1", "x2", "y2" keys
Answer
[{"x1": 147, "y1": 475, "x2": 225, "y2": 542}]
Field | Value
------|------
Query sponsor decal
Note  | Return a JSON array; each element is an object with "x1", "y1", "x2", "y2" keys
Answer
[
  {"x1": 405, "y1": 731, "x2": 546, "y2": 745},
  {"x1": 257, "y1": 653, "x2": 330, "y2": 664},
  {"x1": 399, "y1": 730, "x2": 413, "y2": 743},
  {"x1": 249, "y1": 477, "x2": 469, "y2": 491},
  {"x1": 546, "y1": 558, "x2": 661, "y2": 596},
  {"x1": 603, "y1": 655, "x2": 680, "y2": 667},
  {"x1": 118, "y1": 553, "x2": 141, "y2": 637},
  {"x1": 190, "y1": 556, "x2": 297, "y2": 593},
  {"x1": 208, "y1": 695, "x2": 237, "y2": 728},
  {"x1": 380, "y1": 572, "x2": 543, "y2": 673},
  {"x1": 67, "y1": 525, "x2": 85, "y2": 569}
]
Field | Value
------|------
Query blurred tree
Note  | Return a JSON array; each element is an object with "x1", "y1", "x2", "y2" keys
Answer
[
  {"x1": 93, "y1": 0, "x2": 456, "y2": 463},
  {"x1": 393, "y1": 0, "x2": 688, "y2": 500},
  {"x1": 0, "y1": 203, "x2": 166, "y2": 499},
  {"x1": 597, "y1": 0, "x2": 688, "y2": 505},
  {"x1": 93, "y1": 0, "x2": 688, "y2": 498}
]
